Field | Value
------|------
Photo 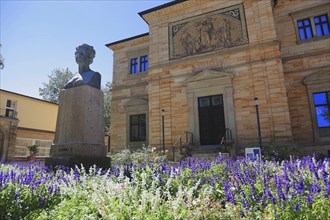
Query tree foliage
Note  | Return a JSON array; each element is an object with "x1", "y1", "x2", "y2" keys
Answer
[
  {"x1": 103, "y1": 82, "x2": 112, "y2": 132},
  {"x1": 0, "y1": 43, "x2": 4, "y2": 70},
  {"x1": 39, "y1": 68, "x2": 74, "y2": 103}
]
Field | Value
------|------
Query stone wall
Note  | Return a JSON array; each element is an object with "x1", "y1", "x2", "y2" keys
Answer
[
  {"x1": 274, "y1": 0, "x2": 330, "y2": 145},
  {"x1": 108, "y1": 0, "x2": 329, "y2": 154},
  {"x1": 109, "y1": 36, "x2": 149, "y2": 152},
  {"x1": 0, "y1": 117, "x2": 18, "y2": 161},
  {"x1": 145, "y1": 0, "x2": 292, "y2": 147}
]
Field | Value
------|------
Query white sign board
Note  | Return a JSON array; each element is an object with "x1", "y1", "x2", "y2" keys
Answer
[{"x1": 245, "y1": 147, "x2": 261, "y2": 160}]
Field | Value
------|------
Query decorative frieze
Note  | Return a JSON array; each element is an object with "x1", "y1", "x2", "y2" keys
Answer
[{"x1": 169, "y1": 4, "x2": 248, "y2": 59}]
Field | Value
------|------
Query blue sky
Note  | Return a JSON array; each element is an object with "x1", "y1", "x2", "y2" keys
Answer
[{"x1": 0, "y1": 0, "x2": 169, "y2": 98}]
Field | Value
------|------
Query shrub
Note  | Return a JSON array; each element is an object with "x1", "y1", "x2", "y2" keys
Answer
[{"x1": 1, "y1": 155, "x2": 329, "y2": 219}]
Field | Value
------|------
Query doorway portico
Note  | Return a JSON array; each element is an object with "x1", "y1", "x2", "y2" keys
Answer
[{"x1": 185, "y1": 70, "x2": 236, "y2": 147}]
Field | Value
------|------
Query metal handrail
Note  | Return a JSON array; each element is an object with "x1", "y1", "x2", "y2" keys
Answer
[
  {"x1": 172, "y1": 131, "x2": 194, "y2": 160},
  {"x1": 220, "y1": 128, "x2": 232, "y2": 145},
  {"x1": 220, "y1": 128, "x2": 233, "y2": 153}
]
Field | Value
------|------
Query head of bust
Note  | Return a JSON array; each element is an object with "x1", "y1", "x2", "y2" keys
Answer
[{"x1": 75, "y1": 44, "x2": 96, "y2": 66}]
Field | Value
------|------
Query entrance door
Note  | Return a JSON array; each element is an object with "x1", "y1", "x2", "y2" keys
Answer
[{"x1": 198, "y1": 95, "x2": 225, "y2": 145}]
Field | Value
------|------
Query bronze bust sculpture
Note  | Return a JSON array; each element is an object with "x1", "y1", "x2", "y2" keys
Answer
[{"x1": 64, "y1": 44, "x2": 101, "y2": 90}]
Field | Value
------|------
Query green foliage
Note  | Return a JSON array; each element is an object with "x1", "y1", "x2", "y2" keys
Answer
[
  {"x1": 102, "y1": 81, "x2": 112, "y2": 132},
  {"x1": 27, "y1": 145, "x2": 38, "y2": 155},
  {"x1": 261, "y1": 138, "x2": 298, "y2": 161},
  {"x1": 39, "y1": 68, "x2": 74, "y2": 103},
  {"x1": 110, "y1": 146, "x2": 166, "y2": 166},
  {"x1": 45, "y1": 155, "x2": 111, "y2": 170},
  {"x1": 321, "y1": 107, "x2": 330, "y2": 123},
  {"x1": 0, "y1": 43, "x2": 4, "y2": 70},
  {"x1": 1, "y1": 155, "x2": 330, "y2": 219}
]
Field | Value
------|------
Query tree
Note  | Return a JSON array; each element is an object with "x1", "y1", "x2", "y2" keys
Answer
[
  {"x1": 103, "y1": 82, "x2": 112, "y2": 132},
  {"x1": 0, "y1": 43, "x2": 4, "y2": 69},
  {"x1": 39, "y1": 68, "x2": 74, "y2": 103}
]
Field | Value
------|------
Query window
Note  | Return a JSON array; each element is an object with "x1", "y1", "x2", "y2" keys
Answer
[
  {"x1": 313, "y1": 91, "x2": 330, "y2": 128},
  {"x1": 314, "y1": 14, "x2": 330, "y2": 37},
  {"x1": 293, "y1": 7, "x2": 330, "y2": 42},
  {"x1": 140, "y1": 55, "x2": 148, "y2": 72},
  {"x1": 130, "y1": 114, "x2": 146, "y2": 141},
  {"x1": 130, "y1": 58, "x2": 138, "y2": 74},
  {"x1": 129, "y1": 55, "x2": 148, "y2": 75},
  {"x1": 297, "y1": 18, "x2": 313, "y2": 40},
  {"x1": 5, "y1": 100, "x2": 17, "y2": 118}
]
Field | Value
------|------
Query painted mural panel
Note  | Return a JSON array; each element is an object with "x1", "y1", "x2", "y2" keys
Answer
[{"x1": 169, "y1": 4, "x2": 248, "y2": 60}]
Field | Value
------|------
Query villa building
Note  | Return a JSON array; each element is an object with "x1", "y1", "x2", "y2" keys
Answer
[
  {"x1": 0, "y1": 89, "x2": 58, "y2": 161},
  {"x1": 107, "y1": 0, "x2": 330, "y2": 158},
  {"x1": 0, "y1": 89, "x2": 111, "y2": 162}
]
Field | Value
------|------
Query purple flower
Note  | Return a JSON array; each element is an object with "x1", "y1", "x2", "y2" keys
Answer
[
  {"x1": 241, "y1": 198, "x2": 249, "y2": 209},
  {"x1": 296, "y1": 174, "x2": 304, "y2": 195},
  {"x1": 309, "y1": 181, "x2": 320, "y2": 194},
  {"x1": 295, "y1": 202, "x2": 300, "y2": 211},
  {"x1": 326, "y1": 181, "x2": 330, "y2": 197},
  {"x1": 223, "y1": 181, "x2": 235, "y2": 204},
  {"x1": 266, "y1": 190, "x2": 276, "y2": 205},
  {"x1": 306, "y1": 194, "x2": 313, "y2": 205}
]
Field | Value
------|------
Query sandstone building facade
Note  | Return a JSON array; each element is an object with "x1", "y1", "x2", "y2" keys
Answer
[{"x1": 107, "y1": 0, "x2": 330, "y2": 157}]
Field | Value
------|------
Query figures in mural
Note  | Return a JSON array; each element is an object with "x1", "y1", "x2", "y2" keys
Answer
[
  {"x1": 170, "y1": 5, "x2": 248, "y2": 59},
  {"x1": 178, "y1": 15, "x2": 235, "y2": 57},
  {"x1": 200, "y1": 18, "x2": 215, "y2": 49},
  {"x1": 181, "y1": 31, "x2": 195, "y2": 55},
  {"x1": 222, "y1": 18, "x2": 232, "y2": 47}
]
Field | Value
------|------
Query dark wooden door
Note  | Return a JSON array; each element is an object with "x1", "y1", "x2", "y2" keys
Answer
[{"x1": 198, "y1": 95, "x2": 225, "y2": 145}]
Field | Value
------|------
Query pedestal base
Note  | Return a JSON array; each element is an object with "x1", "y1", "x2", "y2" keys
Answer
[
  {"x1": 45, "y1": 155, "x2": 111, "y2": 169},
  {"x1": 50, "y1": 143, "x2": 107, "y2": 157},
  {"x1": 47, "y1": 85, "x2": 108, "y2": 168}
]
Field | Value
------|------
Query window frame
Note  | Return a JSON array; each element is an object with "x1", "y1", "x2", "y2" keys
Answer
[
  {"x1": 129, "y1": 114, "x2": 146, "y2": 142},
  {"x1": 5, "y1": 99, "x2": 17, "y2": 118},
  {"x1": 314, "y1": 14, "x2": 330, "y2": 37},
  {"x1": 313, "y1": 91, "x2": 330, "y2": 128},
  {"x1": 290, "y1": 3, "x2": 330, "y2": 43},
  {"x1": 140, "y1": 55, "x2": 148, "y2": 72},
  {"x1": 303, "y1": 69, "x2": 330, "y2": 144},
  {"x1": 297, "y1": 18, "x2": 313, "y2": 40},
  {"x1": 130, "y1": 57, "x2": 139, "y2": 74}
]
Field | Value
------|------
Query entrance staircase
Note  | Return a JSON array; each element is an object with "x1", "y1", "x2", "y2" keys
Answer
[{"x1": 173, "y1": 129, "x2": 234, "y2": 161}]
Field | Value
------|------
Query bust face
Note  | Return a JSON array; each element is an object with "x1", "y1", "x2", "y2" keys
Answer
[{"x1": 75, "y1": 48, "x2": 90, "y2": 66}]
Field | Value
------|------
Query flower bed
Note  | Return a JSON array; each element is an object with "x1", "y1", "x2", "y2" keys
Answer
[{"x1": 0, "y1": 155, "x2": 329, "y2": 219}]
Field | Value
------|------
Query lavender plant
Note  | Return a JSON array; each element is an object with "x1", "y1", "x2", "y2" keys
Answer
[{"x1": 0, "y1": 154, "x2": 329, "y2": 219}]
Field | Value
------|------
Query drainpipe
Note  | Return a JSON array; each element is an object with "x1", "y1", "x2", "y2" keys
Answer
[{"x1": 255, "y1": 97, "x2": 262, "y2": 149}]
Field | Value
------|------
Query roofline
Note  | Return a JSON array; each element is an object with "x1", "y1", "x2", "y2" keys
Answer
[
  {"x1": 138, "y1": 0, "x2": 187, "y2": 20},
  {"x1": 0, "y1": 89, "x2": 58, "y2": 105},
  {"x1": 105, "y1": 32, "x2": 149, "y2": 47}
]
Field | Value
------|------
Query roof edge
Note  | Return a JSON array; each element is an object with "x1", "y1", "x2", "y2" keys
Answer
[
  {"x1": 105, "y1": 32, "x2": 149, "y2": 48},
  {"x1": 0, "y1": 89, "x2": 58, "y2": 105},
  {"x1": 138, "y1": 0, "x2": 187, "y2": 18}
]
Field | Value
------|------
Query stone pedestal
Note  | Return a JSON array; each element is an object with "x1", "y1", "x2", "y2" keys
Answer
[{"x1": 46, "y1": 85, "x2": 110, "y2": 168}]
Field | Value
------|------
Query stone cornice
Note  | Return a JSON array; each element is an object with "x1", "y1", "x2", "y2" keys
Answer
[
  {"x1": 106, "y1": 33, "x2": 149, "y2": 51},
  {"x1": 111, "y1": 81, "x2": 148, "y2": 92},
  {"x1": 282, "y1": 49, "x2": 330, "y2": 62},
  {"x1": 303, "y1": 69, "x2": 330, "y2": 85}
]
